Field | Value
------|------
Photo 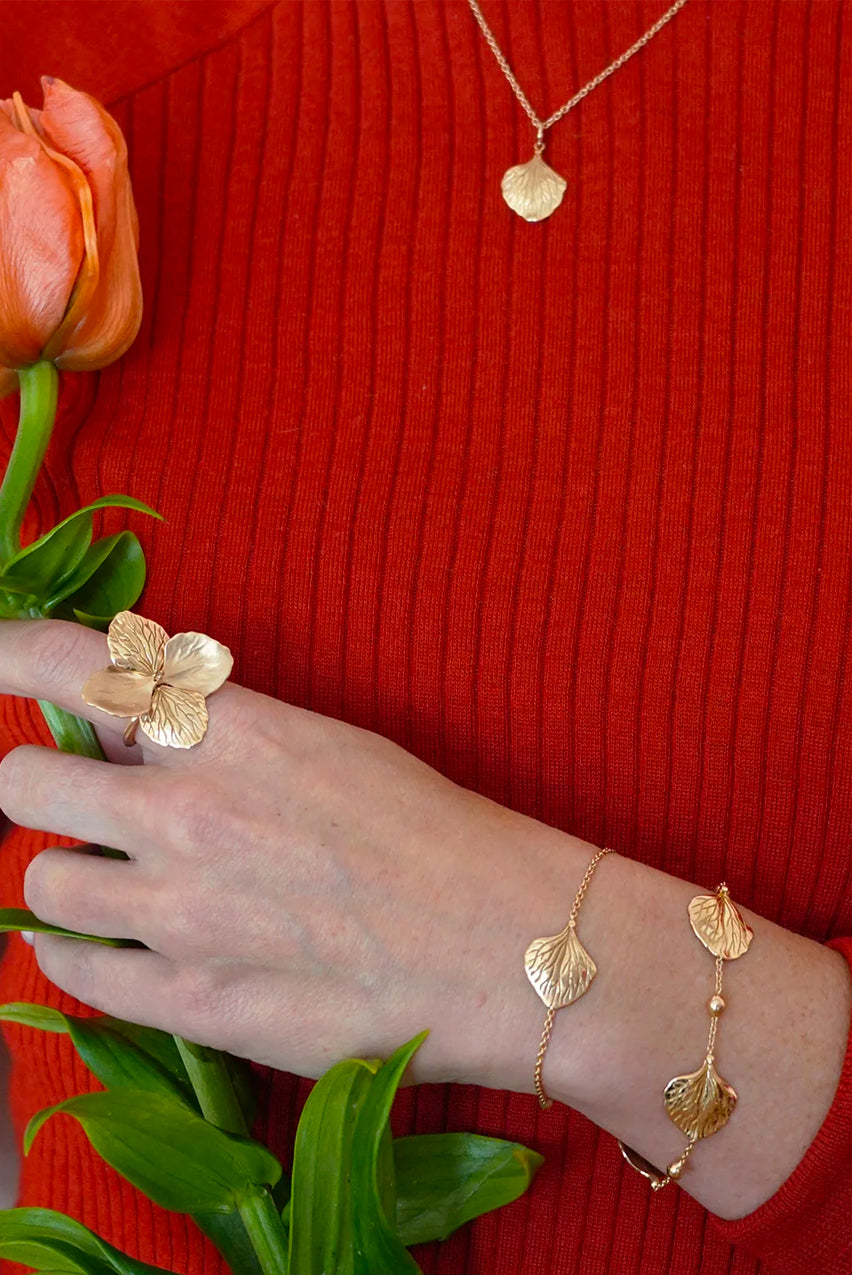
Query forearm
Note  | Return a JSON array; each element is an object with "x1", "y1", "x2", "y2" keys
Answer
[{"x1": 499, "y1": 837, "x2": 851, "y2": 1221}]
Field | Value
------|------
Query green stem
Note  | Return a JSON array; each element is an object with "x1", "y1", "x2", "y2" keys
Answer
[
  {"x1": 37, "y1": 700, "x2": 105, "y2": 760},
  {"x1": 236, "y1": 1192, "x2": 290, "y2": 1275},
  {"x1": 0, "y1": 362, "x2": 59, "y2": 564},
  {"x1": 173, "y1": 1037, "x2": 248, "y2": 1135},
  {"x1": 35, "y1": 701, "x2": 125, "y2": 859},
  {"x1": 175, "y1": 1041, "x2": 290, "y2": 1272}
]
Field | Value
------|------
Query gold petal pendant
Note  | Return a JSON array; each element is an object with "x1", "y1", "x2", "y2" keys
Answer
[
  {"x1": 688, "y1": 886, "x2": 753, "y2": 961},
  {"x1": 664, "y1": 1056, "x2": 738, "y2": 1140},
  {"x1": 501, "y1": 155, "x2": 567, "y2": 222},
  {"x1": 525, "y1": 922, "x2": 597, "y2": 1010}
]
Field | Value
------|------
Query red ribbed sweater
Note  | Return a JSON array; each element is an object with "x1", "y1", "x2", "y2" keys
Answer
[{"x1": 2, "y1": 2, "x2": 852, "y2": 1271}]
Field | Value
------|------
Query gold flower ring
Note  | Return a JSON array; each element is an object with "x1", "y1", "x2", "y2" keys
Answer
[{"x1": 82, "y1": 611, "x2": 233, "y2": 749}]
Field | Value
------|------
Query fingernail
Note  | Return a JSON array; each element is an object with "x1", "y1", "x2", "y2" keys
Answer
[{"x1": 20, "y1": 931, "x2": 34, "y2": 946}]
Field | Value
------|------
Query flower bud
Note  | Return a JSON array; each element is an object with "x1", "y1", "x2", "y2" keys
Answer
[{"x1": 0, "y1": 78, "x2": 142, "y2": 393}]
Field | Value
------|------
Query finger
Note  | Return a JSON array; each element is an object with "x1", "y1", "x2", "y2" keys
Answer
[
  {"x1": 24, "y1": 847, "x2": 152, "y2": 941},
  {"x1": 0, "y1": 619, "x2": 129, "y2": 742},
  {"x1": 0, "y1": 745, "x2": 160, "y2": 854},
  {"x1": 32, "y1": 934, "x2": 244, "y2": 1050},
  {"x1": 0, "y1": 619, "x2": 239, "y2": 765}
]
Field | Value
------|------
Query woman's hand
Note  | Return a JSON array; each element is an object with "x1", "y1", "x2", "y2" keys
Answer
[
  {"x1": 0, "y1": 618, "x2": 557, "y2": 1088},
  {"x1": 2, "y1": 618, "x2": 850, "y2": 1219}
]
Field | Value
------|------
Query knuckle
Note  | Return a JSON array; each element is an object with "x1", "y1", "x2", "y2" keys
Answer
[
  {"x1": 23, "y1": 849, "x2": 70, "y2": 923},
  {"x1": 38, "y1": 936, "x2": 98, "y2": 1007},
  {"x1": 23, "y1": 850, "x2": 53, "y2": 917},
  {"x1": 0, "y1": 746, "x2": 37, "y2": 820},
  {"x1": 144, "y1": 873, "x2": 233, "y2": 962},
  {"x1": 29, "y1": 622, "x2": 100, "y2": 697},
  {"x1": 200, "y1": 686, "x2": 265, "y2": 761},
  {"x1": 162, "y1": 887, "x2": 207, "y2": 951},
  {"x1": 166, "y1": 781, "x2": 235, "y2": 857},
  {"x1": 171, "y1": 963, "x2": 230, "y2": 1039}
]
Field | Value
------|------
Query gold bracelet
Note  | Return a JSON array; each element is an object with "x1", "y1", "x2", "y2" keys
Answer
[
  {"x1": 524, "y1": 846, "x2": 615, "y2": 1109},
  {"x1": 619, "y1": 882, "x2": 754, "y2": 1189}
]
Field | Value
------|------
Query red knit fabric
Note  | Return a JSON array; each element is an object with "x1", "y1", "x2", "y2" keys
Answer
[{"x1": 1, "y1": 2, "x2": 851, "y2": 1271}]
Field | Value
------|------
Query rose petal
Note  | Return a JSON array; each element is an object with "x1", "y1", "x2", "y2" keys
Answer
[
  {"x1": 107, "y1": 611, "x2": 167, "y2": 677},
  {"x1": 140, "y1": 684, "x2": 208, "y2": 749},
  {"x1": 0, "y1": 367, "x2": 18, "y2": 399},
  {"x1": 0, "y1": 107, "x2": 84, "y2": 367},
  {"x1": 82, "y1": 667, "x2": 154, "y2": 718},
  {"x1": 37, "y1": 79, "x2": 141, "y2": 369},
  {"x1": 162, "y1": 631, "x2": 234, "y2": 696}
]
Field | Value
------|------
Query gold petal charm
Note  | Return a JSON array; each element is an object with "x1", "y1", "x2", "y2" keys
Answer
[
  {"x1": 141, "y1": 683, "x2": 209, "y2": 749},
  {"x1": 82, "y1": 667, "x2": 155, "y2": 717},
  {"x1": 525, "y1": 923, "x2": 597, "y2": 1010},
  {"x1": 501, "y1": 155, "x2": 567, "y2": 222},
  {"x1": 162, "y1": 631, "x2": 234, "y2": 695},
  {"x1": 688, "y1": 886, "x2": 753, "y2": 961},
  {"x1": 107, "y1": 610, "x2": 168, "y2": 677},
  {"x1": 664, "y1": 1056, "x2": 738, "y2": 1140}
]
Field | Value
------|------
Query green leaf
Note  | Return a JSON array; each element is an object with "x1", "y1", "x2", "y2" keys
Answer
[
  {"x1": 351, "y1": 1035, "x2": 425, "y2": 1274},
  {"x1": 0, "y1": 908, "x2": 129, "y2": 946},
  {"x1": 0, "y1": 1003, "x2": 194, "y2": 1107},
  {"x1": 25, "y1": 1090, "x2": 282, "y2": 1215},
  {"x1": 3, "y1": 513, "x2": 93, "y2": 603},
  {"x1": 0, "y1": 1002, "x2": 68, "y2": 1032},
  {"x1": 224, "y1": 1052, "x2": 258, "y2": 1129},
  {"x1": 70, "y1": 1020, "x2": 193, "y2": 1107},
  {"x1": 0, "y1": 1042, "x2": 263, "y2": 1275},
  {"x1": 67, "y1": 494, "x2": 161, "y2": 520},
  {"x1": 393, "y1": 1133, "x2": 544, "y2": 1246},
  {"x1": 287, "y1": 1057, "x2": 380, "y2": 1274},
  {"x1": 71, "y1": 610, "x2": 115, "y2": 632},
  {"x1": 0, "y1": 1206, "x2": 173, "y2": 1274},
  {"x1": 287, "y1": 1035, "x2": 431, "y2": 1274},
  {"x1": 192, "y1": 1211, "x2": 265, "y2": 1275},
  {"x1": 11, "y1": 495, "x2": 161, "y2": 558},
  {"x1": 1, "y1": 494, "x2": 159, "y2": 605},
  {"x1": 46, "y1": 531, "x2": 146, "y2": 616},
  {"x1": 93, "y1": 1019, "x2": 196, "y2": 1100},
  {"x1": 271, "y1": 1168, "x2": 291, "y2": 1215},
  {"x1": 0, "y1": 570, "x2": 44, "y2": 597}
]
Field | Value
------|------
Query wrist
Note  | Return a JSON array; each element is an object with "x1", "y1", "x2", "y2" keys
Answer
[
  {"x1": 517, "y1": 850, "x2": 851, "y2": 1219},
  {"x1": 436, "y1": 815, "x2": 609, "y2": 1097},
  {"x1": 541, "y1": 854, "x2": 707, "y2": 1118}
]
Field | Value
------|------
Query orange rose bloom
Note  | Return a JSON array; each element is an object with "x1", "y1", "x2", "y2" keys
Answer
[{"x1": 0, "y1": 77, "x2": 142, "y2": 397}]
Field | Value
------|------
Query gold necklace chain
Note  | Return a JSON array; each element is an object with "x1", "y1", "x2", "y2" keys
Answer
[{"x1": 467, "y1": 0, "x2": 691, "y2": 222}]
